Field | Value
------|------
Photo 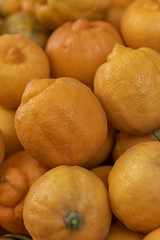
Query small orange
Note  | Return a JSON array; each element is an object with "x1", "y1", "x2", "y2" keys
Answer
[
  {"x1": 105, "y1": 0, "x2": 134, "y2": 30},
  {"x1": 0, "y1": 130, "x2": 5, "y2": 165},
  {"x1": 106, "y1": 221, "x2": 145, "y2": 240},
  {"x1": 108, "y1": 141, "x2": 160, "y2": 233},
  {"x1": 23, "y1": 165, "x2": 112, "y2": 240},
  {"x1": 120, "y1": 0, "x2": 160, "y2": 52},
  {"x1": 46, "y1": 18, "x2": 123, "y2": 89},
  {"x1": 112, "y1": 130, "x2": 160, "y2": 161},
  {"x1": 91, "y1": 165, "x2": 112, "y2": 188},
  {"x1": 15, "y1": 77, "x2": 108, "y2": 168},
  {"x1": 0, "y1": 34, "x2": 50, "y2": 109},
  {"x1": 0, "y1": 105, "x2": 22, "y2": 157},
  {"x1": 83, "y1": 123, "x2": 115, "y2": 169},
  {"x1": 0, "y1": 150, "x2": 48, "y2": 234},
  {"x1": 143, "y1": 228, "x2": 160, "y2": 240}
]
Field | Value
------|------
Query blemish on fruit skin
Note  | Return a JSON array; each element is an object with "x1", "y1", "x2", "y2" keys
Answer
[
  {"x1": 89, "y1": 145, "x2": 94, "y2": 149},
  {"x1": 65, "y1": 143, "x2": 70, "y2": 149},
  {"x1": 64, "y1": 79, "x2": 79, "y2": 88}
]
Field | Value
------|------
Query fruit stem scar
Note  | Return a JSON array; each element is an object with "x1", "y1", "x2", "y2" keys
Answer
[
  {"x1": 1, "y1": 233, "x2": 32, "y2": 240},
  {"x1": 153, "y1": 129, "x2": 160, "y2": 141},
  {"x1": 65, "y1": 211, "x2": 83, "y2": 230}
]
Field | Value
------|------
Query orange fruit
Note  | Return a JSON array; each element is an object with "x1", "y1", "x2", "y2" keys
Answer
[
  {"x1": 143, "y1": 228, "x2": 160, "y2": 240},
  {"x1": 106, "y1": 221, "x2": 145, "y2": 240},
  {"x1": 15, "y1": 77, "x2": 108, "y2": 168},
  {"x1": 0, "y1": 130, "x2": 5, "y2": 165},
  {"x1": 34, "y1": 0, "x2": 112, "y2": 30},
  {"x1": 91, "y1": 165, "x2": 112, "y2": 189},
  {"x1": 112, "y1": 130, "x2": 160, "y2": 161},
  {"x1": 94, "y1": 43, "x2": 160, "y2": 135},
  {"x1": 120, "y1": 0, "x2": 160, "y2": 52},
  {"x1": 0, "y1": 150, "x2": 48, "y2": 234},
  {"x1": 83, "y1": 123, "x2": 115, "y2": 169},
  {"x1": 0, "y1": 34, "x2": 50, "y2": 109},
  {"x1": 21, "y1": 0, "x2": 36, "y2": 14},
  {"x1": 108, "y1": 141, "x2": 160, "y2": 233},
  {"x1": 0, "y1": 12, "x2": 51, "y2": 49},
  {"x1": 105, "y1": 0, "x2": 134, "y2": 30},
  {"x1": 45, "y1": 18, "x2": 123, "y2": 89},
  {"x1": 23, "y1": 165, "x2": 112, "y2": 240},
  {"x1": 0, "y1": 0, "x2": 21, "y2": 17},
  {"x1": 0, "y1": 105, "x2": 22, "y2": 157}
]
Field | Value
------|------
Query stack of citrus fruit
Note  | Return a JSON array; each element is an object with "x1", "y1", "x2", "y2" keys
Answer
[{"x1": 0, "y1": 0, "x2": 160, "y2": 239}]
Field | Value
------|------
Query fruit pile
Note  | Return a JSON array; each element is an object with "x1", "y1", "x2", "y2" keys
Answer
[{"x1": 0, "y1": 0, "x2": 160, "y2": 240}]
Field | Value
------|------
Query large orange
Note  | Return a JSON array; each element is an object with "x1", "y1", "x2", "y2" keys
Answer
[
  {"x1": 46, "y1": 18, "x2": 123, "y2": 89},
  {"x1": 120, "y1": 0, "x2": 160, "y2": 52},
  {"x1": 23, "y1": 165, "x2": 112, "y2": 240},
  {"x1": 0, "y1": 34, "x2": 50, "y2": 109},
  {"x1": 108, "y1": 141, "x2": 160, "y2": 233},
  {"x1": 15, "y1": 77, "x2": 108, "y2": 168},
  {"x1": 0, "y1": 151, "x2": 48, "y2": 234},
  {"x1": 94, "y1": 43, "x2": 160, "y2": 135}
]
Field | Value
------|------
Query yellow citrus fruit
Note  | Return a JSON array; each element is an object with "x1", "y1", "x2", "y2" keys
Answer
[
  {"x1": 0, "y1": 105, "x2": 22, "y2": 157},
  {"x1": 0, "y1": 34, "x2": 50, "y2": 109},
  {"x1": 0, "y1": 12, "x2": 51, "y2": 49},
  {"x1": 0, "y1": 0, "x2": 21, "y2": 17},
  {"x1": 15, "y1": 77, "x2": 108, "y2": 168},
  {"x1": 45, "y1": 18, "x2": 123, "y2": 89},
  {"x1": 0, "y1": 130, "x2": 5, "y2": 165},
  {"x1": 0, "y1": 150, "x2": 48, "y2": 234},
  {"x1": 23, "y1": 165, "x2": 112, "y2": 240},
  {"x1": 83, "y1": 123, "x2": 115, "y2": 169},
  {"x1": 108, "y1": 141, "x2": 160, "y2": 233},
  {"x1": 94, "y1": 43, "x2": 160, "y2": 135},
  {"x1": 105, "y1": 0, "x2": 134, "y2": 30},
  {"x1": 120, "y1": 0, "x2": 160, "y2": 52},
  {"x1": 112, "y1": 130, "x2": 160, "y2": 161},
  {"x1": 143, "y1": 228, "x2": 160, "y2": 240},
  {"x1": 34, "y1": 0, "x2": 112, "y2": 30},
  {"x1": 91, "y1": 165, "x2": 112, "y2": 189},
  {"x1": 106, "y1": 221, "x2": 145, "y2": 240}
]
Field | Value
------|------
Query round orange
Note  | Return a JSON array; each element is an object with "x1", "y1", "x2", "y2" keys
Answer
[
  {"x1": 46, "y1": 18, "x2": 123, "y2": 89},
  {"x1": 23, "y1": 165, "x2": 112, "y2": 240},
  {"x1": 15, "y1": 77, "x2": 108, "y2": 168}
]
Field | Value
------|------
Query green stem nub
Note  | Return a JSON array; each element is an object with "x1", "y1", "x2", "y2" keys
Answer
[
  {"x1": 153, "y1": 129, "x2": 160, "y2": 141},
  {"x1": 1, "y1": 233, "x2": 32, "y2": 240},
  {"x1": 65, "y1": 211, "x2": 83, "y2": 230}
]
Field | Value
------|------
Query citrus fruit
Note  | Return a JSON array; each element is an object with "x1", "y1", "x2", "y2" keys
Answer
[
  {"x1": 0, "y1": 106, "x2": 22, "y2": 157},
  {"x1": 105, "y1": 0, "x2": 134, "y2": 30},
  {"x1": 0, "y1": 150, "x2": 48, "y2": 234},
  {"x1": 94, "y1": 43, "x2": 160, "y2": 135},
  {"x1": 34, "y1": 0, "x2": 112, "y2": 30},
  {"x1": 0, "y1": 0, "x2": 21, "y2": 17},
  {"x1": 106, "y1": 221, "x2": 145, "y2": 240},
  {"x1": 23, "y1": 165, "x2": 112, "y2": 240},
  {"x1": 0, "y1": 11, "x2": 51, "y2": 49},
  {"x1": 91, "y1": 165, "x2": 112, "y2": 188},
  {"x1": 143, "y1": 228, "x2": 160, "y2": 240},
  {"x1": 120, "y1": 0, "x2": 160, "y2": 52},
  {"x1": 0, "y1": 130, "x2": 5, "y2": 165},
  {"x1": 108, "y1": 141, "x2": 160, "y2": 233},
  {"x1": 83, "y1": 123, "x2": 115, "y2": 169},
  {"x1": 15, "y1": 77, "x2": 108, "y2": 168},
  {"x1": 112, "y1": 130, "x2": 160, "y2": 161},
  {"x1": 0, "y1": 34, "x2": 50, "y2": 109},
  {"x1": 45, "y1": 18, "x2": 123, "y2": 89}
]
